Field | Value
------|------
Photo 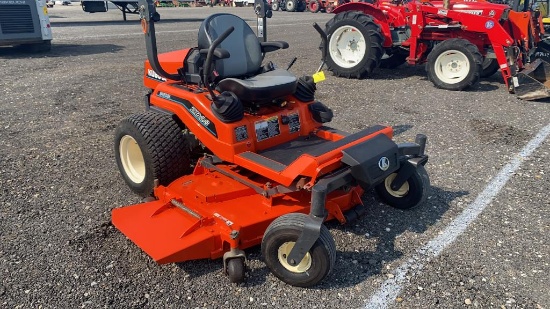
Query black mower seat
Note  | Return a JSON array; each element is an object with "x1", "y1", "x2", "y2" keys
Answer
[
  {"x1": 217, "y1": 69, "x2": 297, "y2": 104},
  {"x1": 198, "y1": 13, "x2": 297, "y2": 105}
]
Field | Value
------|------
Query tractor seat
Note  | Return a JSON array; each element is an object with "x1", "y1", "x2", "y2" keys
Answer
[
  {"x1": 198, "y1": 13, "x2": 297, "y2": 105},
  {"x1": 217, "y1": 69, "x2": 297, "y2": 104}
]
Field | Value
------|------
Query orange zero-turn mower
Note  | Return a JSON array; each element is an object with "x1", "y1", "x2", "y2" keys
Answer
[{"x1": 112, "y1": 0, "x2": 430, "y2": 287}]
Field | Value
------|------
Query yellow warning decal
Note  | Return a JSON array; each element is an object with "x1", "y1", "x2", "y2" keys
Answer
[{"x1": 312, "y1": 71, "x2": 325, "y2": 83}]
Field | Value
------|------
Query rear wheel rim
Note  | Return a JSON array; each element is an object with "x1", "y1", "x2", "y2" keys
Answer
[
  {"x1": 434, "y1": 50, "x2": 470, "y2": 84},
  {"x1": 278, "y1": 241, "x2": 312, "y2": 273},
  {"x1": 329, "y1": 25, "x2": 366, "y2": 69},
  {"x1": 119, "y1": 135, "x2": 146, "y2": 183}
]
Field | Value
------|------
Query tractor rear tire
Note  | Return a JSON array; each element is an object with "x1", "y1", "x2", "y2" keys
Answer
[
  {"x1": 297, "y1": 0, "x2": 306, "y2": 11},
  {"x1": 308, "y1": 0, "x2": 320, "y2": 13},
  {"x1": 271, "y1": 1, "x2": 279, "y2": 10},
  {"x1": 286, "y1": 0, "x2": 297, "y2": 11},
  {"x1": 261, "y1": 213, "x2": 336, "y2": 287},
  {"x1": 426, "y1": 38, "x2": 482, "y2": 91},
  {"x1": 375, "y1": 164, "x2": 430, "y2": 210},
  {"x1": 324, "y1": 11, "x2": 384, "y2": 79},
  {"x1": 114, "y1": 112, "x2": 191, "y2": 196},
  {"x1": 480, "y1": 58, "x2": 499, "y2": 78}
]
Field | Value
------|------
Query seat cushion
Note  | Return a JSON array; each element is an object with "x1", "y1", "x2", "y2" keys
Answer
[{"x1": 217, "y1": 69, "x2": 298, "y2": 104}]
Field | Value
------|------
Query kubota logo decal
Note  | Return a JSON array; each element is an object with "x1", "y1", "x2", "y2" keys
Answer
[
  {"x1": 146, "y1": 69, "x2": 167, "y2": 81},
  {"x1": 157, "y1": 91, "x2": 170, "y2": 99},
  {"x1": 378, "y1": 157, "x2": 390, "y2": 171},
  {"x1": 456, "y1": 10, "x2": 483, "y2": 15}
]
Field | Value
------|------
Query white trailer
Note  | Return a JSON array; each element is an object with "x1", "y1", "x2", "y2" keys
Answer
[{"x1": 0, "y1": 0, "x2": 53, "y2": 51}]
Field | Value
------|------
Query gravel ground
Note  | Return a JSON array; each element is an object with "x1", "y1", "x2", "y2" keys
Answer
[{"x1": 0, "y1": 5, "x2": 549, "y2": 309}]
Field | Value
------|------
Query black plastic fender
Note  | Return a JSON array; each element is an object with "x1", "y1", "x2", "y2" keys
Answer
[{"x1": 341, "y1": 134, "x2": 400, "y2": 189}]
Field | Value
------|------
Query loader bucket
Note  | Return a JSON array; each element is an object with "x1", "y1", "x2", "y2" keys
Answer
[
  {"x1": 531, "y1": 38, "x2": 550, "y2": 63},
  {"x1": 514, "y1": 58, "x2": 550, "y2": 100},
  {"x1": 112, "y1": 199, "x2": 217, "y2": 264}
]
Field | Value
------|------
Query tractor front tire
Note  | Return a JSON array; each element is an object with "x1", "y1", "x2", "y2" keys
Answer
[
  {"x1": 286, "y1": 0, "x2": 297, "y2": 11},
  {"x1": 271, "y1": 1, "x2": 279, "y2": 10},
  {"x1": 375, "y1": 164, "x2": 430, "y2": 210},
  {"x1": 426, "y1": 38, "x2": 482, "y2": 91},
  {"x1": 114, "y1": 112, "x2": 191, "y2": 196},
  {"x1": 480, "y1": 58, "x2": 499, "y2": 78},
  {"x1": 261, "y1": 213, "x2": 336, "y2": 287},
  {"x1": 324, "y1": 11, "x2": 384, "y2": 79}
]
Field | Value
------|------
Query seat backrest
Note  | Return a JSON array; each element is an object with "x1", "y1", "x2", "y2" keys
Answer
[{"x1": 198, "y1": 13, "x2": 263, "y2": 79}]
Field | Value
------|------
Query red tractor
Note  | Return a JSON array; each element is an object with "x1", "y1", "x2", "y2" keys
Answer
[
  {"x1": 319, "y1": 0, "x2": 550, "y2": 100},
  {"x1": 306, "y1": 0, "x2": 342, "y2": 13}
]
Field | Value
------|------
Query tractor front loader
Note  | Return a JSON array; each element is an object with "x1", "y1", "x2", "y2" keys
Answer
[
  {"x1": 320, "y1": 0, "x2": 550, "y2": 100},
  {"x1": 111, "y1": 0, "x2": 430, "y2": 286}
]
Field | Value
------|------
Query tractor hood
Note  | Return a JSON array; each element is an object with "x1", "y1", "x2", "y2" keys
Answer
[{"x1": 428, "y1": 1, "x2": 510, "y2": 19}]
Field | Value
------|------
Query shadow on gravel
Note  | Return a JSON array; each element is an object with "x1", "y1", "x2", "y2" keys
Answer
[
  {"x1": 475, "y1": 82, "x2": 500, "y2": 92},
  {"x1": 175, "y1": 259, "x2": 224, "y2": 279},
  {"x1": 0, "y1": 44, "x2": 124, "y2": 58},
  {"x1": 372, "y1": 66, "x2": 427, "y2": 81},
  {"x1": 312, "y1": 185, "x2": 468, "y2": 289},
  {"x1": 392, "y1": 124, "x2": 414, "y2": 136}
]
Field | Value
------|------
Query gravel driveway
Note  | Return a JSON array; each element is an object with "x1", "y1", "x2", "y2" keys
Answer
[{"x1": 1, "y1": 5, "x2": 548, "y2": 308}]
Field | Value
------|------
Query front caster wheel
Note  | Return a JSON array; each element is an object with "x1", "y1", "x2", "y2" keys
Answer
[
  {"x1": 375, "y1": 164, "x2": 430, "y2": 209},
  {"x1": 226, "y1": 258, "x2": 245, "y2": 284},
  {"x1": 261, "y1": 213, "x2": 336, "y2": 287}
]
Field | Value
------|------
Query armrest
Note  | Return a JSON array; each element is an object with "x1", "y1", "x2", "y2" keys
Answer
[
  {"x1": 199, "y1": 48, "x2": 231, "y2": 60},
  {"x1": 260, "y1": 41, "x2": 289, "y2": 53}
]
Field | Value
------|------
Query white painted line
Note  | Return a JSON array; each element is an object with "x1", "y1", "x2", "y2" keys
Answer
[{"x1": 365, "y1": 123, "x2": 550, "y2": 309}]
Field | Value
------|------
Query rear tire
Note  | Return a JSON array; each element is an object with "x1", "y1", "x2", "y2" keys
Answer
[
  {"x1": 375, "y1": 164, "x2": 430, "y2": 210},
  {"x1": 286, "y1": 0, "x2": 297, "y2": 11},
  {"x1": 297, "y1": 0, "x2": 306, "y2": 11},
  {"x1": 426, "y1": 39, "x2": 482, "y2": 91},
  {"x1": 114, "y1": 112, "x2": 191, "y2": 196},
  {"x1": 480, "y1": 58, "x2": 499, "y2": 78},
  {"x1": 261, "y1": 213, "x2": 336, "y2": 287},
  {"x1": 324, "y1": 11, "x2": 384, "y2": 78}
]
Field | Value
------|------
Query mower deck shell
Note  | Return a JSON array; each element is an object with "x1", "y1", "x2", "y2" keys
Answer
[{"x1": 112, "y1": 162, "x2": 364, "y2": 264}]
